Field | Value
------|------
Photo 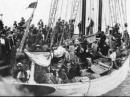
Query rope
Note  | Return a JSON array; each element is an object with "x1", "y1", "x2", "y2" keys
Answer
[
  {"x1": 109, "y1": 0, "x2": 113, "y2": 26},
  {"x1": 90, "y1": 0, "x2": 92, "y2": 17},
  {"x1": 70, "y1": 0, "x2": 74, "y2": 19},
  {"x1": 118, "y1": 0, "x2": 124, "y2": 31},
  {"x1": 48, "y1": 0, "x2": 54, "y2": 26},
  {"x1": 104, "y1": 1, "x2": 107, "y2": 29},
  {"x1": 118, "y1": 0, "x2": 121, "y2": 25},
  {"x1": 65, "y1": 0, "x2": 69, "y2": 19},
  {"x1": 60, "y1": 0, "x2": 63, "y2": 17},
  {"x1": 124, "y1": 0, "x2": 127, "y2": 22},
  {"x1": 115, "y1": 0, "x2": 118, "y2": 23},
  {"x1": 121, "y1": 0, "x2": 126, "y2": 23},
  {"x1": 111, "y1": 0, "x2": 116, "y2": 23}
]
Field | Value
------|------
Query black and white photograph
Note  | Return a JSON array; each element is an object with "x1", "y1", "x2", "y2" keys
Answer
[{"x1": 0, "y1": 0, "x2": 130, "y2": 96}]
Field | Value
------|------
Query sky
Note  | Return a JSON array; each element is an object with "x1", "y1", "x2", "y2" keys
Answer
[
  {"x1": 0, "y1": 0, "x2": 52, "y2": 26},
  {"x1": 0, "y1": 0, "x2": 130, "y2": 31}
]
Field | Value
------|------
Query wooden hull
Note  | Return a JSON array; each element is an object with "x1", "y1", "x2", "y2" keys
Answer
[{"x1": 17, "y1": 56, "x2": 130, "y2": 96}]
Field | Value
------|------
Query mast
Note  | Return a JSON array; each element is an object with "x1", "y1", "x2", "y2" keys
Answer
[
  {"x1": 98, "y1": 0, "x2": 103, "y2": 31},
  {"x1": 18, "y1": 1, "x2": 38, "y2": 53},
  {"x1": 81, "y1": 0, "x2": 86, "y2": 36}
]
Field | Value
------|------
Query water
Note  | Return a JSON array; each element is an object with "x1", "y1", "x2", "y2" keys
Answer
[{"x1": 104, "y1": 70, "x2": 130, "y2": 96}]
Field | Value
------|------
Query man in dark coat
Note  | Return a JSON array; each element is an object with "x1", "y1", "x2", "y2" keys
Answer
[
  {"x1": 0, "y1": 20, "x2": 4, "y2": 31},
  {"x1": 113, "y1": 24, "x2": 122, "y2": 48},
  {"x1": 0, "y1": 34, "x2": 11, "y2": 77},
  {"x1": 86, "y1": 18, "x2": 94, "y2": 35},
  {"x1": 78, "y1": 21, "x2": 82, "y2": 38},
  {"x1": 122, "y1": 23, "x2": 130, "y2": 47}
]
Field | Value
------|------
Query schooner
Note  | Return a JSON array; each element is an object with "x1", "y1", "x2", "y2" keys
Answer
[{"x1": 13, "y1": 0, "x2": 130, "y2": 96}]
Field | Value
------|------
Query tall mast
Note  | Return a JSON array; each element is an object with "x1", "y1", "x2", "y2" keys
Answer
[
  {"x1": 81, "y1": 0, "x2": 86, "y2": 36},
  {"x1": 98, "y1": 0, "x2": 103, "y2": 31}
]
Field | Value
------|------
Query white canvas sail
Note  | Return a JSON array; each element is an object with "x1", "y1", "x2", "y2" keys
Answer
[{"x1": 24, "y1": 50, "x2": 52, "y2": 67}]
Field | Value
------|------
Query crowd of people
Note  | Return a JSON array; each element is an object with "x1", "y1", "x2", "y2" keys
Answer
[
  {"x1": 0, "y1": 16, "x2": 130, "y2": 84},
  {"x1": 0, "y1": 17, "x2": 75, "y2": 78},
  {"x1": 49, "y1": 22, "x2": 130, "y2": 83}
]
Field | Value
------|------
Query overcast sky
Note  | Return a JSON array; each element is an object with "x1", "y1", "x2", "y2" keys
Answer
[
  {"x1": 0, "y1": 0, "x2": 52, "y2": 26},
  {"x1": 0, "y1": 0, "x2": 130, "y2": 31}
]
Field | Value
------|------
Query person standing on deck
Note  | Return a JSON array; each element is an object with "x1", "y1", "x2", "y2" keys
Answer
[
  {"x1": 69, "y1": 20, "x2": 74, "y2": 39},
  {"x1": 42, "y1": 25, "x2": 48, "y2": 42},
  {"x1": 78, "y1": 21, "x2": 82, "y2": 38},
  {"x1": 13, "y1": 21, "x2": 18, "y2": 29},
  {"x1": 7, "y1": 33, "x2": 17, "y2": 75},
  {"x1": 0, "y1": 20, "x2": 4, "y2": 31},
  {"x1": 38, "y1": 19, "x2": 44, "y2": 29},
  {"x1": 122, "y1": 23, "x2": 130, "y2": 48},
  {"x1": 18, "y1": 17, "x2": 25, "y2": 32},
  {"x1": 55, "y1": 18, "x2": 62, "y2": 45},
  {"x1": 64, "y1": 22, "x2": 69, "y2": 40},
  {"x1": 60, "y1": 20, "x2": 65, "y2": 44},
  {"x1": 86, "y1": 17, "x2": 94, "y2": 36},
  {"x1": 0, "y1": 33, "x2": 11, "y2": 77},
  {"x1": 113, "y1": 23, "x2": 122, "y2": 48}
]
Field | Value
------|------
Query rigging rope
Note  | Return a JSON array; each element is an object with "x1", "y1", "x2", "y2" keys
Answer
[
  {"x1": 65, "y1": 0, "x2": 69, "y2": 20},
  {"x1": 78, "y1": 0, "x2": 82, "y2": 22},
  {"x1": 112, "y1": 0, "x2": 116, "y2": 23},
  {"x1": 125, "y1": 0, "x2": 127, "y2": 22},
  {"x1": 121, "y1": 0, "x2": 127, "y2": 23},
  {"x1": 48, "y1": 0, "x2": 59, "y2": 27},
  {"x1": 103, "y1": 1, "x2": 107, "y2": 29},
  {"x1": 118, "y1": 0, "x2": 124, "y2": 30},
  {"x1": 70, "y1": 0, "x2": 75, "y2": 19},
  {"x1": 118, "y1": 0, "x2": 121, "y2": 25},
  {"x1": 116, "y1": 0, "x2": 119, "y2": 23},
  {"x1": 60, "y1": 0, "x2": 63, "y2": 17},
  {"x1": 109, "y1": 0, "x2": 114, "y2": 26},
  {"x1": 48, "y1": 0, "x2": 54, "y2": 25},
  {"x1": 90, "y1": 0, "x2": 92, "y2": 17}
]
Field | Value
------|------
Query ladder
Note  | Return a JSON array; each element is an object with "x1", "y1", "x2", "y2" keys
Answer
[
  {"x1": 71, "y1": 0, "x2": 81, "y2": 20},
  {"x1": 48, "y1": 0, "x2": 59, "y2": 28}
]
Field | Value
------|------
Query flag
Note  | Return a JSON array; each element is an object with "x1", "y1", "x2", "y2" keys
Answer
[{"x1": 28, "y1": 2, "x2": 37, "y2": 8}]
